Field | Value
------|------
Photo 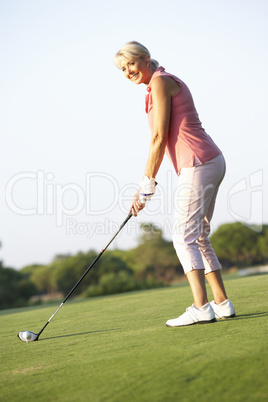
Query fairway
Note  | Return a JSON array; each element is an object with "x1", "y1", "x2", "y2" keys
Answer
[{"x1": 1, "y1": 275, "x2": 267, "y2": 402}]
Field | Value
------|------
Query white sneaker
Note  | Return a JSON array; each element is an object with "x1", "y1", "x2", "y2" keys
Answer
[
  {"x1": 210, "y1": 299, "x2": 236, "y2": 319},
  {"x1": 166, "y1": 303, "x2": 217, "y2": 327}
]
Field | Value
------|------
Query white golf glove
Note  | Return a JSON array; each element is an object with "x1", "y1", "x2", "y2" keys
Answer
[{"x1": 139, "y1": 176, "x2": 156, "y2": 204}]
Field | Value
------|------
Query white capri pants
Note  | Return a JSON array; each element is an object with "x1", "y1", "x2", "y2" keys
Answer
[{"x1": 172, "y1": 154, "x2": 226, "y2": 275}]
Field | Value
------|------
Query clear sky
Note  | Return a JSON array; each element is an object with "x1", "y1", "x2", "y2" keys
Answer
[{"x1": 1, "y1": 0, "x2": 267, "y2": 269}]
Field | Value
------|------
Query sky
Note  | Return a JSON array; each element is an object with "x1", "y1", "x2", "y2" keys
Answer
[{"x1": 1, "y1": 0, "x2": 267, "y2": 269}]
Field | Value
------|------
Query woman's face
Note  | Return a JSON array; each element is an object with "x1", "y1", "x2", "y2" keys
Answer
[{"x1": 120, "y1": 57, "x2": 152, "y2": 85}]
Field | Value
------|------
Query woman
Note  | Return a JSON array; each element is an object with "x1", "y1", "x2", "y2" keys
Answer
[{"x1": 114, "y1": 41, "x2": 235, "y2": 327}]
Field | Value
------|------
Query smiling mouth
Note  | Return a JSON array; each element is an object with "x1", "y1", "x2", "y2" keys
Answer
[{"x1": 131, "y1": 73, "x2": 139, "y2": 80}]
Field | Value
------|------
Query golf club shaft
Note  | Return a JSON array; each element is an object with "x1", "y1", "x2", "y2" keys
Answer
[{"x1": 37, "y1": 213, "x2": 133, "y2": 338}]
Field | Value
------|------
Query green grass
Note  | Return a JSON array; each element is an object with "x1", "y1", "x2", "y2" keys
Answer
[{"x1": 1, "y1": 275, "x2": 267, "y2": 402}]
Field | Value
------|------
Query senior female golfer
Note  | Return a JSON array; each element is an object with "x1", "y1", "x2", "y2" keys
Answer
[{"x1": 114, "y1": 41, "x2": 235, "y2": 327}]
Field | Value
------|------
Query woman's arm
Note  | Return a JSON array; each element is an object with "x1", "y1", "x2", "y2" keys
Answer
[
  {"x1": 130, "y1": 76, "x2": 173, "y2": 215},
  {"x1": 144, "y1": 76, "x2": 172, "y2": 178}
]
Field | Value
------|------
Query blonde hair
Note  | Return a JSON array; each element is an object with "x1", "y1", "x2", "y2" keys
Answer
[{"x1": 114, "y1": 41, "x2": 159, "y2": 70}]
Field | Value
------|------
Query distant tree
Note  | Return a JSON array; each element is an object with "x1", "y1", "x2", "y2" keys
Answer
[
  {"x1": 258, "y1": 225, "x2": 268, "y2": 261},
  {"x1": 210, "y1": 222, "x2": 262, "y2": 268},
  {"x1": 128, "y1": 223, "x2": 182, "y2": 282},
  {"x1": 51, "y1": 250, "x2": 101, "y2": 296},
  {"x1": 31, "y1": 265, "x2": 57, "y2": 294},
  {"x1": 83, "y1": 270, "x2": 164, "y2": 298},
  {"x1": 97, "y1": 251, "x2": 133, "y2": 277},
  {"x1": 0, "y1": 265, "x2": 36, "y2": 309},
  {"x1": 0, "y1": 243, "x2": 36, "y2": 309},
  {"x1": 21, "y1": 264, "x2": 45, "y2": 277},
  {"x1": 53, "y1": 253, "x2": 72, "y2": 260},
  {"x1": 85, "y1": 271, "x2": 137, "y2": 297},
  {"x1": 7, "y1": 220, "x2": 265, "y2": 308},
  {"x1": 21, "y1": 264, "x2": 56, "y2": 294}
]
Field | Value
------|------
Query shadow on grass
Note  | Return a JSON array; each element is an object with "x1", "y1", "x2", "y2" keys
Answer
[
  {"x1": 217, "y1": 311, "x2": 267, "y2": 322},
  {"x1": 39, "y1": 328, "x2": 121, "y2": 341}
]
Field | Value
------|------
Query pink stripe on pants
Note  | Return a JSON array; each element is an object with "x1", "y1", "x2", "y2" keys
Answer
[{"x1": 172, "y1": 154, "x2": 226, "y2": 274}]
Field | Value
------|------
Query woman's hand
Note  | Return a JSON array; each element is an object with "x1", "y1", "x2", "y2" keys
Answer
[
  {"x1": 129, "y1": 177, "x2": 156, "y2": 216},
  {"x1": 129, "y1": 190, "x2": 146, "y2": 217}
]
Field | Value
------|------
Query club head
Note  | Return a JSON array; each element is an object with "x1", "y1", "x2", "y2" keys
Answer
[{"x1": 17, "y1": 331, "x2": 39, "y2": 343}]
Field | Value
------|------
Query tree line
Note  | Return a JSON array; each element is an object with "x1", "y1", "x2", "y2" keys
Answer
[{"x1": 1, "y1": 222, "x2": 267, "y2": 310}]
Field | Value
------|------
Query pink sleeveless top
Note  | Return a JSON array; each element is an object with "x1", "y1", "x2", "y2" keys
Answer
[{"x1": 145, "y1": 67, "x2": 222, "y2": 175}]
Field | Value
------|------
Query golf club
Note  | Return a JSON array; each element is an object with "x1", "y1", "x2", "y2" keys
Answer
[{"x1": 17, "y1": 212, "x2": 133, "y2": 343}]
